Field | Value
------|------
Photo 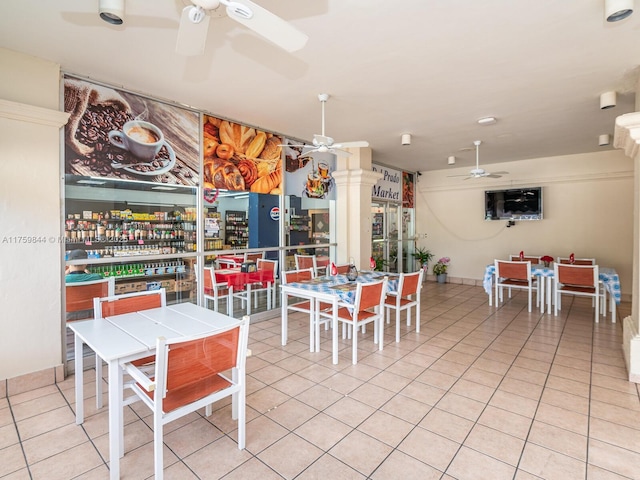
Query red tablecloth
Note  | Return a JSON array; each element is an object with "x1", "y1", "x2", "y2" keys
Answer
[
  {"x1": 217, "y1": 255, "x2": 244, "y2": 267},
  {"x1": 215, "y1": 268, "x2": 274, "y2": 290}
]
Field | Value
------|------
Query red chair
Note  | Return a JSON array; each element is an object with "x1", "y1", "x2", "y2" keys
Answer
[
  {"x1": 322, "y1": 278, "x2": 388, "y2": 364},
  {"x1": 554, "y1": 263, "x2": 601, "y2": 322},
  {"x1": 122, "y1": 318, "x2": 250, "y2": 480},
  {"x1": 204, "y1": 266, "x2": 231, "y2": 315},
  {"x1": 494, "y1": 260, "x2": 537, "y2": 312},
  {"x1": 384, "y1": 270, "x2": 423, "y2": 342}
]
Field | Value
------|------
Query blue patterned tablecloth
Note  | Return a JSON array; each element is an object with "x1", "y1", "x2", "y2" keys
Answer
[
  {"x1": 288, "y1": 271, "x2": 399, "y2": 305},
  {"x1": 483, "y1": 264, "x2": 621, "y2": 304}
]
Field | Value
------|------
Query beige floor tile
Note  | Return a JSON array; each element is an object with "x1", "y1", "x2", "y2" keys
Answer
[
  {"x1": 357, "y1": 410, "x2": 414, "y2": 448},
  {"x1": 449, "y1": 378, "x2": 495, "y2": 403},
  {"x1": 295, "y1": 412, "x2": 353, "y2": 451},
  {"x1": 246, "y1": 385, "x2": 292, "y2": 414},
  {"x1": 400, "y1": 381, "x2": 447, "y2": 406},
  {"x1": 446, "y1": 445, "x2": 516, "y2": 480},
  {"x1": 28, "y1": 442, "x2": 104, "y2": 480},
  {"x1": 380, "y1": 394, "x2": 432, "y2": 424},
  {"x1": 0, "y1": 443, "x2": 27, "y2": 477},
  {"x1": 329, "y1": 429, "x2": 393, "y2": 476},
  {"x1": 589, "y1": 417, "x2": 640, "y2": 453},
  {"x1": 460, "y1": 367, "x2": 504, "y2": 388},
  {"x1": 182, "y1": 435, "x2": 252, "y2": 478},
  {"x1": 527, "y1": 420, "x2": 587, "y2": 461},
  {"x1": 590, "y1": 399, "x2": 640, "y2": 427},
  {"x1": 436, "y1": 392, "x2": 485, "y2": 422},
  {"x1": 324, "y1": 396, "x2": 376, "y2": 429},
  {"x1": 295, "y1": 384, "x2": 343, "y2": 411},
  {"x1": 270, "y1": 373, "x2": 316, "y2": 397},
  {"x1": 586, "y1": 463, "x2": 637, "y2": 480},
  {"x1": 398, "y1": 427, "x2": 460, "y2": 472},
  {"x1": 499, "y1": 377, "x2": 543, "y2": 400},
  {"x1": 519, "y1": 443, "x2": 586, "y2": 480},
  {"x1": 419, "y1": 407, "x2": 474, "y2": 443},
  {"x1": 477, "y1": 405, "x2": 533, "y2": 440},
  {"x1": 244, "y1": 415, "x2": 288, "y2": 454},
  {"x1": 222, "y1": 457, "x2": 289, "y2": 480},
  {"x1": 265, "y1": 397, "x2": 318, "y2": 431},
  {"x1": 371, "y1": 449, "x2": 442, "y2": 480},
  {"x1": 21, "y1": 423, "x2": 89, "y2": 465},
  {"x1": 296, "y1": 453, "x2": 366, "y2": 479},
  {"x1": 0, "y1": 423, "x2": 19, "y2": 450},
  {"x1": 590, "y1": 385, "x2": 640, "y2": 411},
  {"x1": 588, "y1": 438, "x2": 640, "y2": 479},
  {"x1": 540, "y1": 387, "x2": 590, "y2": 415},
  {"x1": 15, "y1": 405, "x2": 77, "y2": 441},
  {"x1": 348, "y1": 382, "x2": 396, "y2": 409},
  {"x1": 415, "y1": 369, "x2": 458, "y2": 390},
  {"x1": 534, "y1": 403, "x2": 588, "y2": 436},
  {"x1": 257, "y1": 432, "x2": 323, "y2": 479},
  {"x1": 545, "y1": 374, "x2": 591, "y2": 398},
  {"x1": 490, "y1": 390, "x2": 539, "y2": 418},
  {"x1": 463, "y1": 424, "x2": 525, "y2": 466}
]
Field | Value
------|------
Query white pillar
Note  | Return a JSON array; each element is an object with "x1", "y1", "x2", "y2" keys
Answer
[
  {"x1": 333, "y1": 147, "x2": 382, "y2": 270},
  {"x1": 613, "y1": 112, "x2": 640, "y2": 383}
]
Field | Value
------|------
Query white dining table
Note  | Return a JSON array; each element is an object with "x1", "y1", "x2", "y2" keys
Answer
[
  {"x1": 68, "y1": 302, "x2": 241, "y2": 480},
  {"x1": 280, "y1": 271, "x2": 398, "y2": 364},
  {"x1": 483, "y1": 264, "x2": 621, "y2": 321}
]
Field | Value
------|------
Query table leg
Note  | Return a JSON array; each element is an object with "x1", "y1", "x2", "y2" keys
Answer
[
  {"x1": 108, "y1": 360, "x2": 123, "y2": 479},
  {"x1": 547, "y1": 277, "x2": 552, "y2": 314},
  {"x1": 332, "y1": 297, "x2": 339, "y2": 365},
  {"x1": 74, "y1": 334, "x2": 84, "y2": 425},
  {"x1": 281, "y1": 290, "x2": 288, "y2": 346}
]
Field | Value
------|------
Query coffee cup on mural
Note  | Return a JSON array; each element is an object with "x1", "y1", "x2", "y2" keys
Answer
[
  {"x1": 108, "y1": 120, "x2": 164, "y2": 161},
  {"x1": 318, "y1": 162, "x2": 329, "y2": 179}
]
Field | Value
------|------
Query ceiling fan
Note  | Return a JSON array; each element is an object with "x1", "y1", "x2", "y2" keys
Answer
[
  {"x1": 176, "y1": 0, "x2": 308, "y2": 56},
  {"x1": 450, "y1": 140, "x2": 508, "y2": 179},
  {"x1": 288, "y1": 94, "x2": 369, "y2": 157}
]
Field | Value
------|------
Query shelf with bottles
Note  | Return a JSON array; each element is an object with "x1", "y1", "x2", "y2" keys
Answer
[{"x1": 224, "y1": 210, "x2": 248, "y2": 248}]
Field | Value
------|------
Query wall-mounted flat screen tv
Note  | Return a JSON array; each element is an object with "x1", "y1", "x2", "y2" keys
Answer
[{"x1": 485, "y1": 187, "x2": 543, "y2": 221}]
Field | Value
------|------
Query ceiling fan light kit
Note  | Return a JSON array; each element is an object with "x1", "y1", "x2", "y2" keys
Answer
[
  {"x1": 605, "y1": 0, "x2": 634, "y2": 22},
  {"x1": 99, "y1": 0, "x2": 124, "y2": 25},
  {"x1": 176, "y1": 0, "x2": 308, "y2": 56},
  {"x1": 600, "y1": 91, "x2": 617, "y2": 109},
  {"x1": 477, "y1": 117, "x2": 497, "y2": 126}
]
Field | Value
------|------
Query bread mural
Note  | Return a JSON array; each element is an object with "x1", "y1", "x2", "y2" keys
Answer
[{"x1": 203, "y1": 116, "x2": 283, "y2": 194}]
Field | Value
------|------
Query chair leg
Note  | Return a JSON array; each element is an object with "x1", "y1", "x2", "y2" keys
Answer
[
  {"x1": 96, "y1": 354, "x2": 103, "y2": 409},
  {"x1": 395, "y1": 307, "x2": 401, "y2": 343},
  {"x1": 154, "y1": 414, "x2": 164, "y2": 480},
  {"x1": 352, "y1": 322, "x2": 358, "y2": 364}
]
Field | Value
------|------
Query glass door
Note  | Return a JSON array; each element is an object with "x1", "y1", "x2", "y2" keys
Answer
[{"x1": 371, "y1": 202, "x2": 402, "y2": 273}]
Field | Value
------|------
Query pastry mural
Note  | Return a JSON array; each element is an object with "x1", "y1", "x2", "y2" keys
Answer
[
  {"x1": 63, "y1": 75, "x2": 199, "y2": 186},
  {"x1": 203, "y1": 115, "x2": 283, "y2": 194}
]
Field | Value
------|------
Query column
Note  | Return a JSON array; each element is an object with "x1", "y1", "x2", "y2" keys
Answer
[
  {"x1": 332, "y1": 147, "x2": 382, "y2": 270},
  {"x1": 613, "y1": 111, "x2": 640, "y2": 383}
]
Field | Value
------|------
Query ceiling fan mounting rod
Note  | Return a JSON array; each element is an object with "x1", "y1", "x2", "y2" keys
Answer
[
  {"x1": 475, "y1": 140, "x2": 481, "y2": 169},
  {"x1": 319, "y1": 93, "x2": 329, "y2": 137}
]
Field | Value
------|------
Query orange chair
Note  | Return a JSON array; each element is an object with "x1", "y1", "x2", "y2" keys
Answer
[
  {"x1": 122, "y1": 317, "x2": 250, "y2": 480},
  {"x1": 554, "y1": 263, "x2": 600, "y2": 322},
  {"x1": 322, "y1": 278, "x2": 388, "y2": 364},
  {"x1": 332, "y1": 264, "x2": 351, "y2": 275},
  {"x1": 510, "y1": 254, "x2": 542, "y2": 264},
  {"x1": 204, "y1": 266, "x2": 231, "y2": 315},
  {"x1": 244, "y1": 251, "x2": 265, "y2": 263},
  {"x1": 254, "y1": 258, "x2": 278, "y2": 307},
  {"x1": 557, "y1": 258, "x2": 606, "y2": 314},
  {"x1": 384, "y1": 270, "x2": 423, "y2": 342},
  {"x1": 282, "y1": 268, "x2": 331, "y2": 352},
  {"x1": 295, "y1": 254, "x2": 323, "y2": 277},
  {"x1": 494, "y1": 260, "x2": 537, "y2": 312},
  {"x1": 65, "y1": 277, "x2": 115, "y2": 320},
  {"x1": 92, "y1": 289, "x2": 167, "y2": 409}
]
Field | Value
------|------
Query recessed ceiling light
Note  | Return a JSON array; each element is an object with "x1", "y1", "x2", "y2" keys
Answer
[{"x1": 477, "y1": 117, "x2": 497, "y2": 126}]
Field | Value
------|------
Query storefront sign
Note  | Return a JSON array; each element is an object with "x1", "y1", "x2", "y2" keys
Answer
[
  {"x1": 269, "y1": 206, "x2": 280, "y2": 221},
  {"x1": 371, "y1": 164, "x2": 401, "y2": 202}
]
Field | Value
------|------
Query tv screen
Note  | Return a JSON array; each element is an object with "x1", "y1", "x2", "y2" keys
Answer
[{"x1": 485, "y1": 187, "x2": 543, "y2": 221}]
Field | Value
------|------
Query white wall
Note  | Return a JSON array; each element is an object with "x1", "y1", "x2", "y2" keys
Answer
[
  {"x1": 416, "y1": 151, "x2": 634, "y2": 298},
  {"x1": 0, "y1": 48, "x2": 65, "y2": 380}
]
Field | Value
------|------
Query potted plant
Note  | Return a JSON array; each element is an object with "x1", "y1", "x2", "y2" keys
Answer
[
  {"x1": 412, "y1": 247, "x2": 434, "y2": 274},
  {"x1": 433, "y1": 257, "x2": 450, "y2": 283}
]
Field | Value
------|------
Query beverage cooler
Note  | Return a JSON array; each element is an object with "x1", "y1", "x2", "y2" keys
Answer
[{"x1": 248, "y1": 193, "x2": 279, "y2": 249}]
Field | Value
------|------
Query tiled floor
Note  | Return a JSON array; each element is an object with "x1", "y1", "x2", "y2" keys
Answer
[{"x1": 2, "y1": 282, "x2": 640, "y2": 479}]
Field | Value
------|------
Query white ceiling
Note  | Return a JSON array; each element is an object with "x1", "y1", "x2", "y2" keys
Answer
[{"x1": 1, "y1": 0, "x2": 639, "y2": 173}]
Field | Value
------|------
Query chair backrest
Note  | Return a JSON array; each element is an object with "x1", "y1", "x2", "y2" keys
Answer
[
  {"x1": 94, "y1": 289, "x2": 166, "y2": 319},
  {"x1": 203, "y1": 266, "x2": 214, "y2": 292},
  {"x1": 334, "y1": 264, "x2": 351, "y2": 275},
  {"x1": 282, "y1": 268, "x2": 314, "y2": 284},
  {"x1": 509, "y1": 255, "x2": 541, "y2": 263},
  {"x1": 154, "y1": 318, "x2": 250, "y2": 413},
  {"x1": 257, "y1": 258, "x2": 278, "y2": 278},
  {"x1": 66, "y1": 277, "x2": 115, "y2": 315},
  {"x1": 245, "y1": 252, "x2": 265, "y2": 263},
  {"x1": 557, "y1": 257, "x2": 596, "y2": 266},
  {"x1": 353, "y1": 278, "x2": 387, "y2": 314},
  {"x1": 555, "y1": 263, "x2": 598, "y2": 287},
  {"x1": 399, "y1": 270, "x2": 423, "y2": 297},
  {"x1": 495, "y1": 259, "x2": 531, "y2": 281},
  {"x1": 295, "y1": 254, "x2": 317, "y2": 271}
]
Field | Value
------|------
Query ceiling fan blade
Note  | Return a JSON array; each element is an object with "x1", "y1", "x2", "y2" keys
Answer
[
  {"x1": 225, "y1": 0, "x2": 308, "y2": 52},
  {"x1": 486, "y1": 174, "x2": 503, "y2": 178},
  {"x1": 176, "y1": 6, "x2": 210, "y2": 56},
  {"x1": 313, "y1": 134, "x2": 333, "y2": 146},
  {"x1": 333, "y1": 140, "x2": 369, "y2": 149},
  {"x1": 491, "y1": 171, "x2": 509, "y2": 175},
  {"x1": 331, "y1": 148, "x2": 352, "y2": 157}
]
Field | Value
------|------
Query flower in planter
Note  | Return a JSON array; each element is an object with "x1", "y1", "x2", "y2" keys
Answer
[
  {"x1": 540, "y1": 255, "x2": 554, "y2": 267},
  {"x1": 433, "y1": 257, "x2": 450, "y2": 275}
]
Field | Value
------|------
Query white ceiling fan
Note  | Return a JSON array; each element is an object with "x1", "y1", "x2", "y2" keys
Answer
[
  {"x1": 288, "y1": 94, "x2": 369, "y2": 157},
  {"x1": 450, "y1": 140, "x2": 508, "y2": 179},
  {"x1": 176, "y1": 0, "x2": 308, "y2": 56}
]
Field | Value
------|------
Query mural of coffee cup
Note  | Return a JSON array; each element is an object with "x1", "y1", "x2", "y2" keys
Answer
[
  {"x1": 318, "y1": 162, "x2": 329, "y2": 179},
  {"x1": 108, "y1": 120, "x2": 165, "y2": 161}
]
